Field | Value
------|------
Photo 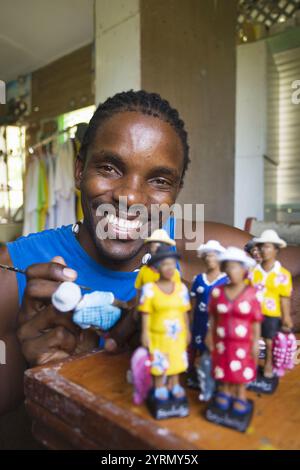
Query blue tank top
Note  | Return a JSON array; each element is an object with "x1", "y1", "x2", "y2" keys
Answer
[{"x1": 7, "y1": 220, "x2": 176, "y2": 305}]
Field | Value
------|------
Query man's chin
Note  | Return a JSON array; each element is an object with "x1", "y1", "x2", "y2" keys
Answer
[{"x1": 94, "y1": 238, "x2": 144, "y2": 263}]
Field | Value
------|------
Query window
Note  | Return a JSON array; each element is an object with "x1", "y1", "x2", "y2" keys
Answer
[{"x1": 0, "y1": 125, "x2": 25, "y2": 222}]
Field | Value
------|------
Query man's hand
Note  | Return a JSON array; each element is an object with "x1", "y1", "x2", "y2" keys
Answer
[{"x1": 17, "y1": 257, "x2": 86, "y2": 366}]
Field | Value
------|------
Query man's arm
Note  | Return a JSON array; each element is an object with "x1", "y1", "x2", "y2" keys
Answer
[
  {"x1": 0, "y1": 246, "x2": 27, "y2": 415},
  {"x1": 177, "y1": 220, "x2": 251, "y2": 283}
]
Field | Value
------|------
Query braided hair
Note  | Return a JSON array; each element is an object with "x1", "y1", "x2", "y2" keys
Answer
[{"x1": 79, "y1": 90, "x2": 190, "y2": 181}]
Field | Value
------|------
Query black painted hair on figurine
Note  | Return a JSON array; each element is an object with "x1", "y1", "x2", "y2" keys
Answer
[{"x1": 79, "y1": 89, "x2": 190, "y2": 181}]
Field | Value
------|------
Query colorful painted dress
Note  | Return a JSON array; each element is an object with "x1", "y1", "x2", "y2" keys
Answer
[
  {"x1": 135, "y1": 265, "x2": 181, "y2": 289},
  {"x1": 248, "y1": 261, "x2": 292, "y2": 318},
  {"x1": 209, "y1": 285, "x2": 262, "y2": 384},
  {"x1": 138, "y1": 281, "x2": 191, "y2": 376},
  {"x1": 190, "y1": 273, "x2": 228, "y2": 352}
]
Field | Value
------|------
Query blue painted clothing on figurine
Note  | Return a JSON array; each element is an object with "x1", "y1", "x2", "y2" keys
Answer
[{"x1": 190, "y1": 272, "x2": 228, "y2": 352}]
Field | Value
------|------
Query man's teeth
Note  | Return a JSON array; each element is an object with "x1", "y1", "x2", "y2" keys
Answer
[{"x1": 106, "y1": 214, "x2": 142, "y2": 229}]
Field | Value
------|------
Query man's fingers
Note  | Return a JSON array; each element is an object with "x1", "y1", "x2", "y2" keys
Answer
[
  {"x1": 37, "y1": 350, "x2": 70, "y2": 366},
  {"x1": 24, "y1": 279, "x2": 63, "y2": 300},
  {"x1": 18, "y1": 304, "x2": 79, "y2": 341},
  {"x1": 21, "y1": 326, "x2": 77, "y2": 366},
  {"x1": 51, "y1": 256, "x2": 66, "y2": 265},
  {"x1": 20, "y1": 279, "x2": 63, "y2": 322},
  {"x1": 105, "y1": 308, "x2": 138, "y2": 353},
  {"x1": 26, "y1": 261, "x2": 77, "y2": 283}
]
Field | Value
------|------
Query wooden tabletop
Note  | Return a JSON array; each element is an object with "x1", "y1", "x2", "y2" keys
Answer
[{"x1": 24, "y1": 349, "x2": 300, "y2": 450}]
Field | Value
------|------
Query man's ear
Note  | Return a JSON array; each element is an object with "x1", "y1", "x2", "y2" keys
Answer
[{"x1": 75, "y1": 155, "x2": 84, "y2": 190}]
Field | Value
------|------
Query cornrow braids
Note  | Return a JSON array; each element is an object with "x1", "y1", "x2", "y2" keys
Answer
[{"x1": 79, "y1": 90, "x2": 190, "y2": 181}]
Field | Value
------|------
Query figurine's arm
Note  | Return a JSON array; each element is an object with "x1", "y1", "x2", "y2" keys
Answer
[
  {"x1": 189, "y1": 297, "x2": 197, "y2": 327},
  {"x1": 184, "y1": 310, "x2": 191, "y2": 346},
  {"x1": 141, "y1": 313, "x2": 149, "y2": 348},
  {"x1": 281, "y1": 296, "x2": 293, "y2": 330},
  {"x1": 205, "y1": 316, "x2": 215, "y2": 353},
  {"x1": 251, "y1": 322, "x2": 261, "y2": 364}
]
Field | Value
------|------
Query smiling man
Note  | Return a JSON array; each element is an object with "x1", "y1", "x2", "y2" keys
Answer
[{"x1": 0, "y1": 90, "x2": 299, "y2": 420}]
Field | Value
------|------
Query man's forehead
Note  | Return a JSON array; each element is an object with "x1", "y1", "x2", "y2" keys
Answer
[{"x1": 90, "y1": 111, "x2": 183, "y2": 159}]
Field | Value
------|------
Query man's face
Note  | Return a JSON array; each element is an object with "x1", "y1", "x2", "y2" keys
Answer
[
  {"x1": 260, "y1": 243, "x2": 278, "y2": 262},
  {"x1": 76, "y1": 111, "x2": 184, "y2": 262}
]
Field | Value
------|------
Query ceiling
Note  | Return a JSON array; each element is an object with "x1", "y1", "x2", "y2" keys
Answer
[{"x1": 0, "y1": 0, "x2": 94, "y2": 82}]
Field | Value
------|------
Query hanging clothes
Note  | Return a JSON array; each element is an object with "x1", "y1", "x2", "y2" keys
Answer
[
  {"x1": 37, "y1": 157, "x2": 49, "y2": 231},
  {"x1": 23, "y1": 156, "x2": 40, "y2": 235},
  {"x1": 54, "y1": 139, "x2": 76, "y2": 227},
  {"x1": 45, "y1": 153, "x2": 56, "y2": 229},
  {"x1": 74, "y1": 138, "x2": 83, "y2": 221}
]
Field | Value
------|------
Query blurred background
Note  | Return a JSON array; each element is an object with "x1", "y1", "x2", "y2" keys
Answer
[{"x1": 0, "y1": 0, "x2": 300, "y2": 245}]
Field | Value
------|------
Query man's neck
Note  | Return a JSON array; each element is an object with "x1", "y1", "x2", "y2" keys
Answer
[
  {"x1": 262, "y1": 258, "x2": 277, "y2": 273},
  {"x1": 206, "y1": 267, "x2": 221, "y2": 281},
  {"x1": 77, "y1": 223, "x2": 145, "y2": 272}
]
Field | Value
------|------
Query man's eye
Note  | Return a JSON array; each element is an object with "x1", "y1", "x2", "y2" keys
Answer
[
  {"x1": 150, "y1": 178, "x2": 172, "y2": 188},
  {"x1": 98, "y1": 165, "x2": 119, "y2": 175}
]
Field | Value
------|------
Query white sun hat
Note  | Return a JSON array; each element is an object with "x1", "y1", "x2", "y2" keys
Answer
[
  {"x1": 253, "y1": 229, "x2": 287, "y2": 248},
  {"x1": 218, "y1": 246, "x2": 256, "y2": 269},
  {"x1": 197, "y1": 240, "x2": 226, "y2": 257},
  {"x1": 144, "y1": 229, "x2": 176, "y2": 246}
]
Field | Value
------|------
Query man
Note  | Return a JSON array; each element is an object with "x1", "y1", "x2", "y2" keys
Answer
[{"x1": 0, "y1": 90, "x2": 298, "y2": 422}]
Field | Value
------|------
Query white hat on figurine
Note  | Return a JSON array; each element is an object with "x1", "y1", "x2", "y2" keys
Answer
[
  {"x1": 197, "y1": 240, "x2": 226, "y2": 257},
  {"x1": 253, "y1": 229, "x2": 287, "y2": 248},
  {"x1": 144, "y1": 229, "x2": 176, "y2": 246},
  {"x1": 52, "y1": 281, "x2": 82, "y2": 312},
  {"x1": 218, "y1": 246, "x2": 256, "y2": 269}
]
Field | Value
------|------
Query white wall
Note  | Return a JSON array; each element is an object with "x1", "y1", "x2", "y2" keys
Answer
[
  {"x1": 234, "y1": 41, "x2": 267, "y2": 229},
  {"x1": 95, "y1": 0, "x2": 141, "y2": 104}
]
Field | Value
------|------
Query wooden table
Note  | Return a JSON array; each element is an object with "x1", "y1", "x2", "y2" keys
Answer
[{"x1": 24, "y1": 349, "x2": 300, "y2": 450}]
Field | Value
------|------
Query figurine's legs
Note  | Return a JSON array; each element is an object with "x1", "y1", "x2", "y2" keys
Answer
[
  {"x1": 153, "y1": 375, "x2": 169, "y2": 401},
  {"x1": 168, "y1": 374, "x2": 186, "y2": 399},
  {"x1": 232, "y1": 384, "x2": 250, "y2": 415},
  {"x1": 264, "y1": 338, "x2": 274, "y2": 378},
  {"x1": 215, "y1": 383, "x2": 232, "y2": 411}
]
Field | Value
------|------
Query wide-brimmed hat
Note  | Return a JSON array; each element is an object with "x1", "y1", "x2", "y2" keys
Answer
[
  {"x1": 197, "y1": 240, "x2": 226, "y2": 257},
  {"x1": 144, "y1": 229, "x2": 176, "y2": 246},
  {"x1": 253, "y1": 229, "x2": 287, "y2": 248},
  {"x1": 218, "y1": 246, "x2": 256, "y2": 269},
  {"x1": 148, "y1": 245, "x2": 180, "y2": 266}
]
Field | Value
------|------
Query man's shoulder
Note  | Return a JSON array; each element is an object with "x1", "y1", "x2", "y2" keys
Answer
[{"x1": 7, "y1": 225, "x2": 72, "y2": 247}]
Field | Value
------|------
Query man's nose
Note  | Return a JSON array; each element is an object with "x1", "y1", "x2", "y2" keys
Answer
[{"x1": 112, "y1": 175, "x2": 148, "y2": 208}]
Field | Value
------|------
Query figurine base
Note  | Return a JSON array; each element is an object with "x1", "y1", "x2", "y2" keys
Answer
[
  {"x1": 205, "y1": 398, "x2": 254, "y2": 433},
  {"x1": 186, "y1": 368, "x2": 200, "y2": 389},
  {"x1": 147, "y1": 394, "x2": 189, "y2": 420},
  {"x1": 247, "y1": 368, "x2": 279, "y2": 395}
]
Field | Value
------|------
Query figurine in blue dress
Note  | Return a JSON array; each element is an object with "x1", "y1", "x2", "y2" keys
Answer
[{"x1": 189, "y1": 241, "x2": 228, "y2": 375}]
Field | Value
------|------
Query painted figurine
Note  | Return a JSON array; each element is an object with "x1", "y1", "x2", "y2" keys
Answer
[
  {"x1": 244, "y1": 239, "x2": 262, "y2": 264},
  {"x1": 137, "y1": 245, "x2": 191, "y2": 419},
  {"x1": 206, "y1": 247, "x2": 262, "y2": 419},
  {"x1": 189, "y1": 240, "x2": 228, "y2": 371},
  {"x1": 250, "y1": 230, "x2": 293, "y2": 379},
  {"x1": 134, "y1": 229, "x2": 180, "y2": 293},
  {"x1": 52, "y1": 282, "x2": 125, "y2": 331}
]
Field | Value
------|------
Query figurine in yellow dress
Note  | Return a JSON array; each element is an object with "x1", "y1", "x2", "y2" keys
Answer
[
  {"x1": 135, "y1": 228, "x2": 180, "y2": 291},
  {"x1": 138, "y1": 245, "x2": 191, "y2": 402}
]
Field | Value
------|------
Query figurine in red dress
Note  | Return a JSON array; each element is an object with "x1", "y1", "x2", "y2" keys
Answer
[{"x1": 206, "y1": 247, "x2": 262, "y2": 415}]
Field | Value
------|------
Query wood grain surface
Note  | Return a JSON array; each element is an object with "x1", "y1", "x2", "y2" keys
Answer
[{"x1": 24, "y1": 348, "x2": 300, "y2": 450}]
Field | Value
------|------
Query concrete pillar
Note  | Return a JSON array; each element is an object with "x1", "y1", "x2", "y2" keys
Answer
[
  {"x1": 235, "y1": 41, "x2": 267, "y2": 229},
  {"x1": 95, "y1": 0, "x2": 237, "y2": 225},
  {"x1": 95, "y1": 0, "x2": 141, "y2": 104}
]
